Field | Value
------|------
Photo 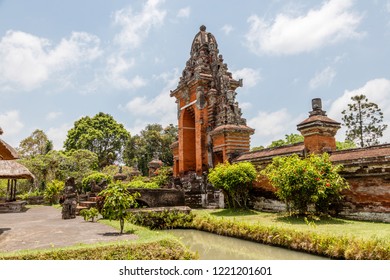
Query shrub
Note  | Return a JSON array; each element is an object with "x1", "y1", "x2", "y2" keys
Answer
[
  {"x1": 44, "y1": 180, "x2": 64, "y2": 204},
  {"x1": 18, "y1": 189, "x2": 44, "y2": 200},
  {"x1": 261, "y1": 153, "x2": 349, "y2": 215},
  {"x1": 208, "y1": 161, "x2": 257, "y2": 208},
  {"x1": 151, "y1": 166, "x2": 172, "y2": 187},
  {"x1": 79, "y1": 207, "x2": 99, "y2": 222},
  {"x1": 81, "y1": 172, "x2": 112, "y2": 193},
  {"x1": 98, "y1": 183, "x2": 139, "y2": 234},
  {"x1": 126, "y1": 179, "x2": 159, "y2": 189},
  {"x1": 131, "y1": 210, "x2": 195, "y2": 230}
]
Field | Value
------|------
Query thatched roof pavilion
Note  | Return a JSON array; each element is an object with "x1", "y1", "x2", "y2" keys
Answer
[
  {"x1": 0, "y1": 138, "x2": 19, "y2": 160},
  {"x1": 0, "y1": 160, "x2": 34, "y2": 202},
  {"x1": 0, "y1": 128, "x2": 34, "y2": 202},
  {"x1": 0, "y1": 160, "x2": 34, "y2": 180}
]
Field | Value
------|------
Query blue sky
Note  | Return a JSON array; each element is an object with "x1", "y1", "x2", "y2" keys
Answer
[{"x1": 1, "y1": 0, "x2": 390, "y2": 149}]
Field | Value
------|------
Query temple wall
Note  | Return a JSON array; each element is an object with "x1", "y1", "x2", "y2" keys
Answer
[{"x1": 244, "y1": 155, "x2": 390, "y2": 223}]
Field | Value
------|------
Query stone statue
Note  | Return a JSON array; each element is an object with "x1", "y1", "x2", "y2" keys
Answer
[{"x1": 61, "y1": 177, "x2": 77, "y2": 219}]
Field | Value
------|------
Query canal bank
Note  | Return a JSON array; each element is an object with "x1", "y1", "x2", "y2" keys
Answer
[{"x1": 169, "y1": 229, "x2": 326, "y2": 260}]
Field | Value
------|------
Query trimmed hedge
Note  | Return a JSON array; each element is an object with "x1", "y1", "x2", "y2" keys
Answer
[{"x1": 0, "y1": 239, "x2": 196, "y2": 260}]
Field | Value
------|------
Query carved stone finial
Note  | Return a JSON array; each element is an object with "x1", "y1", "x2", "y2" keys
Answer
[
  {"x1": 309, "y1": 98, "x2": 326, "y2": 116},
  {"x1": 200, "y1": 25, "x2": 206, "y2": 32},
  {"x1": 312, "y1": 98, "x2": 322, "y2": 110}
]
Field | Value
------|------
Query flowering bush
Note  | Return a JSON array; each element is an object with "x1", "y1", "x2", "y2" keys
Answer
[
  {"x1": 208, "y1": 161, "x2": 257, "y2": 208},
  {"x1": 261, "y1": 153, "x2": 349, "y2": 215}
]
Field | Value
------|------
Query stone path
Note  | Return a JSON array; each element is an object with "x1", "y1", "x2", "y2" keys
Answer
[{"x1": 0, "y1": 205, "x2": 137, "y2": 252}]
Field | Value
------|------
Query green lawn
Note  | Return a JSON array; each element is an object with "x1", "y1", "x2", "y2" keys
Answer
[{"x1": 194, "y1": 209, "x2": 390, "y2": 241}]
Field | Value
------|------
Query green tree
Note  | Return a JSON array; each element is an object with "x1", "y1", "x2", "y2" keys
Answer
[
  {"x1": 123, "y1": 123, "x2": 177, "y2": 175},
  {"x1": 261, "y1": 153, "x2": 349, "y2": 215},
  {"x1": 17, "y1": 129, "x2": 53, "y2": 158},
  {"x1": 64, "y1": 112, "x2": 130, "y2": 168},
  {"x1": 336, "y1": 140, "x2": 356, "y2": 150},
  {"x1": 342, "y1": 94, "x2": 387, "y2": 148},
  {"x1": 268, "y1": 133, "x2": 304, "y2": 148},
  {"x1": 208, "y1": 161, "x2": 257, "y2": 209},
  {"x1": 18, "y1": 149, "x2": 98, "y2": 192},
  {"x1": 64, "y1": 149, "x2": 99, "y2": 185},
  {"x1": 99, "y1": 183, "x2": 139, "y2": 234}
]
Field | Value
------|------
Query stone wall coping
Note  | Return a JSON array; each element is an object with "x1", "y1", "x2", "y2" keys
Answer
[{"x1": 234, "y1": 142, "x2": 305, "y2": 162}]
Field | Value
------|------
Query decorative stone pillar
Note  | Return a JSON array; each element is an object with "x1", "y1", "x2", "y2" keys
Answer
[{"x1": 297, "y1": 98, "x2": 341, "y2": 154}]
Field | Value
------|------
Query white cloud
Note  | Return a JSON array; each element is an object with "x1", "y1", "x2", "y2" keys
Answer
[
  {"x1": 105, "y1": 53, "x2": 147, "y2": 90},
  {"x1": 245, "y1": 0, "x2": 363, "y2": 55},
  {"x1": 328, "y1": 78, "x2": 390, "y2": 143},
  {"x1": 231, "y1": 68, "x2": 261, "y2": 88},
  {"x1": 309, "y1": 66, "x2": 336, "y2": 90},
  {"x1": 221, "y1": 24, "x2": 234, "y2": 35},
  {"x1": 46, "y1": 111, "x2": 62, "y2": 121},
  {"x1": 0, "y1": 30, "x2": 102, "y2": 91},
  {"x1": 240, "y1": 102, "x2": 252, "y2": 110},
  {"x1": 177, "y1": 7, "x2": 190, "y2": 18},
  {"x1": 121, "y1": 68, "x2": 179, "y2": 130},
  {"x1": 0, "y1": 110, "x2": 24, "y2": 136},
  {"x1": 46, "y1": 123, "x2": 73, "y2": 150},
  {"x1": 113, "y1": 0, "x2": 166, "y2": 50},
  {"x1": 248, "y1": 108, "x2": 304, "y2": 147}
]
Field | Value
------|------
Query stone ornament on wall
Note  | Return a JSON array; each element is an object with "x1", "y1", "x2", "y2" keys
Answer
[{"x1": 196, "y1": 86, "x2": 206, "y2": 109}]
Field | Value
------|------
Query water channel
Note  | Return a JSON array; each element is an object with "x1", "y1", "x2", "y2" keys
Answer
[{"x1": 169, "y1": 229, "x2": 326, "y2": 260}]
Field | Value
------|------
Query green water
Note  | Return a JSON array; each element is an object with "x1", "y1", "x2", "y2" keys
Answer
[{"x1": 169, "y1": 229, "x2": 327, "y2": 260}]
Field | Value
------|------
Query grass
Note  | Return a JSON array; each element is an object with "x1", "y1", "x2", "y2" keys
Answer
[{"x1": 195, "y1": 209, "x2": 390, "y2": 241}]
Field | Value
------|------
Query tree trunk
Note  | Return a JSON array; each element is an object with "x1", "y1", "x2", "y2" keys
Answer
[{"x1": 120, "y1": 218, "x2": 124, "y2": 234}]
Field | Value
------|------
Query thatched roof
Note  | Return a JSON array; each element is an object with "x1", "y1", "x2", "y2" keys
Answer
[
  {"x1": 0, "y1": 138, "x2": 19, "y2": 160},
  {"x1": 0, "y1": 160, "x2": 34, "y2": 180}
]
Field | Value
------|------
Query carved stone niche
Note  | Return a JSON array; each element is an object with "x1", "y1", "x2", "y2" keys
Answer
[
  {"x1": 181, "y1": 88, "x2": 190, "y2": 104},
  {"x1": 196, "y1": 86, "x2": 206, "y2": 109}
]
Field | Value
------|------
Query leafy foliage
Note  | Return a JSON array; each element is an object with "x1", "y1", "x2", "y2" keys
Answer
[
  {"x1": 123, "y1": 123, "x2": 177, "y2": 175},
  {"x1": 151, "y1": 166, "x2": 172, "y2": 187},
  {"x1": 18, "y1": 149, "x2": 98, "y2": 192},
  {"x1": 261, "y1": 153, "x2": 349, "y2": 215},
  {"x1": 126, "y1": 178, "x2": 159, "y2": 189},
  {"x1": 342, "y1": 94, "x2": 387, "y2": 147},
  {"x1": 79, "y1": 207, "x2": 99, "y2": 222},
  {"x1": 208, "y1": 161, "x2": 257, "y2": 208},
  {"x1": 43, "y1": 179, "x2": 64, "y2": 204},
  {"x1": 101, "y1": 165, "x2": 133, "y2": 177},
  {"x1": 64, "y1": 112, "x2": 130, "y2": 168},
  {"x1": 98, "y1": 183, "x2": 140, "y2": 234},
  {"x1": 81, "y1": 172, "x2": 112, "y2": 193},
  {"x1": 336, "y1": 140, "x2": 357, "y2": 150},
  {"x1": 17, "y1": 129, "x2": 53, "y2": 158},
  {"x1": 130, "y1": 210, "x2": 195, "y2": 229},
  {"x1": 268, "y1": 133, "x2": 304, "y2": 148}
]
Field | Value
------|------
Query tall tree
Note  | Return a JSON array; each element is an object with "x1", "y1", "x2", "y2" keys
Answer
[
  {"x1": 64, "y1": 112, "x2": 130, "y2": 168},
  {"x1": 123, "y1": 123, "x2": 178, "y2": 175},
  {"x1": 342, "y1": 94, "x2": 387, "y2": 147},
  {"x1": 260, "y1": 133, "x2": 304, "y2": 149},
  {"x1": 18, "y1": 129, "x2": 53, "y2": 158}
]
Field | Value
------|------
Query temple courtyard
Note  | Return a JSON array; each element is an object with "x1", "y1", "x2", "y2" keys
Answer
[{"x1": 0, "y1": 205, "x2": 137, "y2": 252}]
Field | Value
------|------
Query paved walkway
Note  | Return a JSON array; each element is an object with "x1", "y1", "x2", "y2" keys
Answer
[{"x1": 0, "y1": 205, "x2": 137, "y2": 252}]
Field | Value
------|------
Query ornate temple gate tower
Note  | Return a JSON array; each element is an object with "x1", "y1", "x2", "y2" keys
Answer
[{"x1": 170, "y1": 25, "x2": 254, "y2": 178}]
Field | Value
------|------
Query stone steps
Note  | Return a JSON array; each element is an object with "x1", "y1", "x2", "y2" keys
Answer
[
  {"x1": 75, "y1": 205, "x2": 88, "y2": 215},
  {"x1": 78, "y1": 201, "x2": 97, "y2": 208}
]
